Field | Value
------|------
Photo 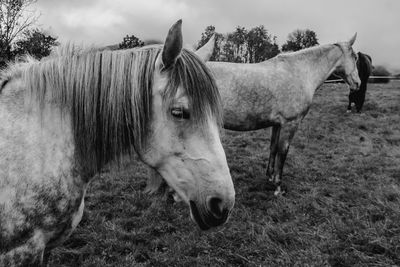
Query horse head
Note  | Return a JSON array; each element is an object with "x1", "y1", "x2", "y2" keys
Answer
[
  {"x1": 139, "y1": 20, "x2": 235, "y2": 230},
  {"x1": 334, "y1": 33, "x2": 361, "y2": 91}
]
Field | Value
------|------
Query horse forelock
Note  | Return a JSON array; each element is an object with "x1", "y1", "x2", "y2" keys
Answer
[{"x1": 164, "y1": 48, "x2": 222, "y2": 127}]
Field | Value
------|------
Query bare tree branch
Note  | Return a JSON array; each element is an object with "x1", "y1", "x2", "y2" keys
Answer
[{"x1": 0, "y1": 0, "x2": 39, "y2": 60}]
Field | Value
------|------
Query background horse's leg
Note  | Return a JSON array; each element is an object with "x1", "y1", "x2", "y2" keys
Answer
[
  {"x1": 266, "y1": 125, "x2": 281, "y2": 180},
  {"x1": 144, "y1": 168, "x2": 165, "y2": 195},
  {"x1": 272, "y1": 121, "x2": 299, "y2": 195},
  {"x1": 0, "y1": 229, "x2": 46, "y2": 266},
  {"x1": 347, "y1": 93, "x2": 354, "y2": 112},
  {"x1": 356, "y1": 84, "x2": 367, "y2": 112}
]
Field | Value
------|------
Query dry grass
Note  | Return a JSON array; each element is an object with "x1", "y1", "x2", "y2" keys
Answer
[{"x1": 49, "y1": 81, "x2": 400, "y2": 266}]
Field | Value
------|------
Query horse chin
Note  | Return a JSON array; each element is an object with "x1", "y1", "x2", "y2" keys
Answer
[
  {"x1": 189, "y1": 200, "x2": 230, "y2": 230},
  {"x1": 189, "y1": 201, "x2": 211, "y2": 230}
]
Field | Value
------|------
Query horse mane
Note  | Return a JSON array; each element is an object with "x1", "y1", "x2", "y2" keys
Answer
[
  {"x1": 1, "y1": 45, "x2": 221, "y2": 174},
  {"x1": 270, "y1": 44, "x2": 341, "y2": 65}
]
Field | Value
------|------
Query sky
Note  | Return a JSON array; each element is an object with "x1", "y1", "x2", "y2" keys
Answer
[{"x1": 33, "y1": 0, "x2": 400, "y2": 72}]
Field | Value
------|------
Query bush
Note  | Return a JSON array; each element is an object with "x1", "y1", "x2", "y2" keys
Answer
[{"x1": 370, "y1": 65, "x2": 391, "y2": 83}]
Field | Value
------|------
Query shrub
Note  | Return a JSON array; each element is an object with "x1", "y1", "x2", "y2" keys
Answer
[{"x1": 370, "y1": 65, "x2": 391, "y2": 83}]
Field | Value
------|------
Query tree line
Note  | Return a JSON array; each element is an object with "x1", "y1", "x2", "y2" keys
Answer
[
  {"x1": 0, "y1": 0, "x2": 322, "y2": 67},
  {"x1": 117, "y1": 26, "x2": 395, "y2": 83},
  {"x1": 119, "y1": 25, "x2": 319, "y2": 64},
  {"x1": 0, "y1": 1, "x2": 393, "y2": 80},
  {"x1": 195, "y1": 25, "x2": 318, "y2": 63}
]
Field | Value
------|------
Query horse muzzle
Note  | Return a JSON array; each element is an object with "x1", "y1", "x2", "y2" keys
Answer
[
  {"x1": 189, "y1": 198, "x2": 231, "y2": 230},
  {"x1": 349, "y1": 74, "x2": 361, "y2": 92},
  {"x1": 349, "y1": 81, "x2": 360, "y2": 92}
]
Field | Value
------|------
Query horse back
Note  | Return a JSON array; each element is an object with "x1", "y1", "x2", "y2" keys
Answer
[{"x1": 208, "y1": 61, "x2": 312, "y2": 128}]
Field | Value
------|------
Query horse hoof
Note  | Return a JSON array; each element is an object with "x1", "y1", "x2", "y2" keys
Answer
[
  {"x1": 346, "y1": 109, "x2": 352, "y2": 113},
  {"x1": 273, "y1": 185, "x2": 286, "y2": 196}
]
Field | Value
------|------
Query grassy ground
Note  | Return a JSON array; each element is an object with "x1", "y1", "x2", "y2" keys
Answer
[{"x1": 49, "y1": 81, "x2": 400, "y2": 266}]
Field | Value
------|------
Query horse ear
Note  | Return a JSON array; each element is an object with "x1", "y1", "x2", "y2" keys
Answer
[
  {"x1": 349, "y1": 33, "x2": 357, "y2": 46},
  {"x1": 161, "y1": 19, "x2": 183, "y2": 70},
  {"x1": 195, "y1": 34, "x2": 215, "y2": 62}
]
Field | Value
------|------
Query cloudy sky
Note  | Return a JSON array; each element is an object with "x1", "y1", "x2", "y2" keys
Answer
[{"x1": 34, "y1": 0, "x2": 400, "y2": 71}]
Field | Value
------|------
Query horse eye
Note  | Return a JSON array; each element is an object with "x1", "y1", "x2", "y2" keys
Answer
[{"x1": 171, "y1": 107, "x2": 190, "y2": 120}]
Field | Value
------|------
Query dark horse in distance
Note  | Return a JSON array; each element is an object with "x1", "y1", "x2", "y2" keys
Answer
[{"x1": 347, "y1": 52, "x2": 373, "y2": 112}]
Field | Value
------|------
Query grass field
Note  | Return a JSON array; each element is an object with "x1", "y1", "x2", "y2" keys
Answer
[{"x1": 49, "y1": 81, "x2": 400, "y2": 267}]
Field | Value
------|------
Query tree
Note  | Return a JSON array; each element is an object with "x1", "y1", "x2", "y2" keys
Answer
[
  {"x1": 118, "y1": 34, "x2": 144, "y2": 49},
  {"x1": 196, "y1": 25, "x2": 224, "y2": 61},
  {"x1": 268, "y1": 36, "x2": 280, "y2": 59},
  {"x1": 13, "y1": 28, "x2": 58, "y2": 59},
  {"x1": 282, "y1": 29, "x2": 319, "y2": 52},
  {"x1": 221, "y1": 40, "x2": 235, "y2": 62},
  {"x1": 0, "y1": 0, "x2": 39, "y2": 62},
  {"x1": 196, "y1": 25, "x2": 279, "y2": 63},
  {"x1": 246, "y1": 25, "x2": 280, "y2": 63},
  {"x1": 227, "y1": 26, "x2": 247, "y2": 62}
]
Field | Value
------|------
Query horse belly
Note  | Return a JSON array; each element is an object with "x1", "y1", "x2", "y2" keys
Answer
[
  {"x1": 274, "y1": 85, "x2": 312, "y2": 122},
  {"x1": 221, "y1": 84, "x2": 279, "y2": 131},
  {"x1": 223, "y1": 108, "x2": 277, "y2": 131}
]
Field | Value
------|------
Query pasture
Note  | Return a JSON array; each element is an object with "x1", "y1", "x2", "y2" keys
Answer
[{"x1": 49, "y1": 81, "x2": 400, "y2": 266}]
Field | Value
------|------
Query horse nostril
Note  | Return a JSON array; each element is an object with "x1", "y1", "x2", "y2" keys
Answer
[{"x1": 208, "y1": 197, "x2": 226, "y2": 219}]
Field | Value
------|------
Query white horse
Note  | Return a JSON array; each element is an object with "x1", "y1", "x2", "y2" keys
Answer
[
  {"x1": 148, "y1": 34, "x2": 360, "y2": 196},
  {"x1": 0, "y1": 20, "x2": 235, "y2": 266}
]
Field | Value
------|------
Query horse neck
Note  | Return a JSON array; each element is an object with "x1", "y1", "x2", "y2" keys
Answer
[{"x1": 294, "y1": 45, "x2": 343, "y2": 95}]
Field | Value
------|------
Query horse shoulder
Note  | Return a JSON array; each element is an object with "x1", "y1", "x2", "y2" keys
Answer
[
  {"x1": 260, "y1": 60, "x2": 313, "y2": 119},
  {"x1": 0, "y1": 78, "x2": 88, "y2": 254}
]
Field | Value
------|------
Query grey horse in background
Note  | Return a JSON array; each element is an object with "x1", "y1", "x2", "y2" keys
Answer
[{"x1": 148, "y1": 34, "x2": 360, "y2": 196}]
